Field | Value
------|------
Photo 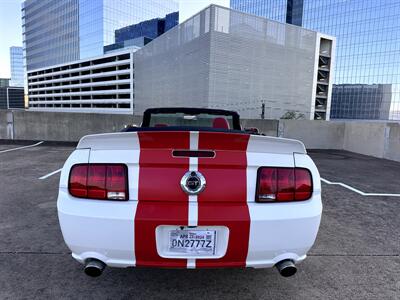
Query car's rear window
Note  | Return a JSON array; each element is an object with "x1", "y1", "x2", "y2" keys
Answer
[{"x1": 148, "y1": 113, "x2": 234, "y2": 129}]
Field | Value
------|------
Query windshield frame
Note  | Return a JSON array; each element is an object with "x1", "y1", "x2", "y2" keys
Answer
[{"x1": 141, "y1": 107, "x2": 242, "y2": 130}]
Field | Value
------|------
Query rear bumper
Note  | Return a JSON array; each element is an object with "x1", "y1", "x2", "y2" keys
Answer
[{"x1": 57, "y1": 189, "x2": 322, "y2": 269}]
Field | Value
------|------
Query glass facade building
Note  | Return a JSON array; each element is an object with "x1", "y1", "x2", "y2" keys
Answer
[
  {"x1": 231, "y1": 0, "x2": 400, "y2": 120},
  {"x1": 23, "y1": 0, "x2": 178, "y2": 70},
  {"x1": 231, "y1": 0, "x2": 303, "y2": 25},
  {"x1": 104, "y1": 12, "x2": 179, "y2": 53},
  {"x1": 9, "y1": 47, "x2": 24, "y2": 87},
  {"x1": 0, "y1": 87, "x2": 25, "y2": 109},
  {"x1": 79, "y1": 0, "x2": 178, "y2": 59},
  {"x1": 331, "y1": 84, "x2": 392, "y2": 120},
  {"x1": 22, "y1": 0, "x2": 80, "y2": 71},
  {"x1": 0, "y1": 79, "x2": 10, "y2": 88}
]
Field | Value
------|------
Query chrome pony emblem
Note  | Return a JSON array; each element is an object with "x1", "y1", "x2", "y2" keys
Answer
[{"x1": 180, "y1": 171, "x2": 206, "y2": 195}]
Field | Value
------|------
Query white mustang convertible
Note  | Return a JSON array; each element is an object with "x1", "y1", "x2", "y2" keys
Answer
[{"x1": 57, "y1": 108, "x2": 322, "y2": 277}]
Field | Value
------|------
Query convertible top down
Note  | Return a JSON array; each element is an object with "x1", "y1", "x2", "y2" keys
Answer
[{"x1": 57, "y1": 107, "x2": 322, "y2": 277}]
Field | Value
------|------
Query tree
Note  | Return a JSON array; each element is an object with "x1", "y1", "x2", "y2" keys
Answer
[{"x1": 280, "y1": 111, "x2": 306, "y2": 120}]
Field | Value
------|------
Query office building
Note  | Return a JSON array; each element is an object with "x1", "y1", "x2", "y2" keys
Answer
[
  {"x1": 231, "y1": 0, "x2": 400, "y2": 120},
  {"x1": 165, "y1": 11, "x2": 180, "y2": 31},
  {"x1": 22, "y1": 0, "x2": 80, "y2": 71},
  {"x1": 22, "y1": 0, "x2": 178, "y2": 71},
  {"x1": 104, "y1": 12, "x2": 179, "y2": 54},
  {"x1": 78, "y1": 0, "x2": 178, "y2": 59},
  {"x1": 0, "y1": 79, "x2": 10, "y2": 88},
  {"x1": 0, "y1": 88, "x2": 24, "y2": 109},
  {"x1": 331, "y1": 84, "x2": 392, "y2": 120},
  {"x1": 0, "y1": 79, "x2": 24, "y2": 109},
  {"x1": 27, "y1": 50, "x2": 134, "y2": 114},
  {"x1": 9, "y1": 47, "x2": 24, "y2": 87},
  {"x1": 231, "y1": 0, "x2": 303, "y2": 26},
  {"x1": 27, "y1": 6, "x2": 334, "y2": 118}
]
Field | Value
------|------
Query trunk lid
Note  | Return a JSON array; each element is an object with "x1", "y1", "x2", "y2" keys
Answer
[{"x1": 78, "y1": 130, "x2": 305, "y2": 202}]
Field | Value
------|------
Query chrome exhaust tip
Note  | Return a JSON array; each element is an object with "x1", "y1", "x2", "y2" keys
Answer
[
  {"x1": 84, "y1": 259, "x2": 106, "y2": 277},
  {"x1": 275, "y1": 259, "x2": 297, "y2": 277}
]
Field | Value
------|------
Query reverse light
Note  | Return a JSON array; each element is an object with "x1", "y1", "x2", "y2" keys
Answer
[
  {"x1": 256, "y1": 167, "x2": 312, "y2": 202},
  {"x1": 69, "y1": 164, "x2": 128, "y2": 200}
]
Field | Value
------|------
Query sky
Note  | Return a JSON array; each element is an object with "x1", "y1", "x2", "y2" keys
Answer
[{"x1": 0, "y1": 0, "x2": 22, "y2": 78}]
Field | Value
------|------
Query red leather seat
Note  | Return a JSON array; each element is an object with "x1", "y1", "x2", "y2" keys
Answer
[{"x1": 212, "y1": 117, "x2": 230, "y2": 129}]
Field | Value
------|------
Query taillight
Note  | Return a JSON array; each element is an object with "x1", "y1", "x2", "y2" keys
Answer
[
  {"x1": 256, "y1": 167, "x2": 312, "y2": 202},
  {"x1": 69, "y1": 165, "x2": 88, "y2": 198},
  {"x1": 294, "y1": 169, "x2": 313, "y2": 201},
  {"x1": 69, "y1": 164, "x2": 128, "y2": 200}
]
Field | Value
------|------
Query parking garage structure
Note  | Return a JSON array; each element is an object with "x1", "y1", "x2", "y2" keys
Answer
[{"x1": 27, "y1": 50, "x2": 134, "y2": 114}]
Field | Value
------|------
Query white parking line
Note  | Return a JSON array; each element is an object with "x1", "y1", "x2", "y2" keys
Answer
[
  {"x1": 39, "y1": 168, "x2": 62, "y2": 180},
  {"x1": 321, "y1": 178, "x2": 400, "y2": 197},
  {"x1": 0, "y1": 141, "x2": 44, "y2": 154}
]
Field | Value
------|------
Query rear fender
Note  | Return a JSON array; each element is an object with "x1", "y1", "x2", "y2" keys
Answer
[
  {"x1": 59, "y1": 149, "x2": 90, "y2": 189},
  {"x1": 294, "y1": 153, "x2": 321, "y2": 197}
]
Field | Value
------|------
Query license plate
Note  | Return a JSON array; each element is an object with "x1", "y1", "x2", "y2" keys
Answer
[{"x1": 169, "y1": 229, "x2": 216, "y2": 255}]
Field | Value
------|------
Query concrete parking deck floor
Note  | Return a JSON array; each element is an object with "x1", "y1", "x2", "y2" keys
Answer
[{"x1": 0, "y1": 142, "x2": 398, "y2": 299}]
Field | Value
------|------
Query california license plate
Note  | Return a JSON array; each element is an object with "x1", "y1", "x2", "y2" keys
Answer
[{"x1": 169, "y1": 229, "x2": 216, "y2": 255}]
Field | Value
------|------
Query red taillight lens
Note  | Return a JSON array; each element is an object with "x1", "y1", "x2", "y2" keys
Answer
[
  {"x1": 277, "y1": 168, "x2": 295, "y2": 201},
  {"x1": 294, "y1": 168, "x2": 313, "y2": 200},
  {"x1": 69, "y1": 164, "x2": 128, "y2": 200},
  {"x1": 256, "y1": 167, "x2": 312, "y2": 202},
  {"x1": 69, "y1": 165, "x2": 88, "y2": 198},
  {"x1": 258, "y1": 168, "x2": 277, "y2": 201},
  {"x1": 87, "y1": 165, "x2": 107, "y2": 199}
]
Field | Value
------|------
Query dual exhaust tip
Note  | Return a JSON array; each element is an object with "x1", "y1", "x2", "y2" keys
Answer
[
  {"x1": 83, "y1": 258, "x2": 297, "y2": 277},
  {"x1": 275, "y1": 259, "x2": 297, "y2": 277},
  {"x1": 84, "y1": 259, "x2": 106, "y2": 277}
]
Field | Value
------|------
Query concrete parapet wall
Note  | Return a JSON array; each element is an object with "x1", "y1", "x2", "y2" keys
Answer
[
  {"x1": 278, "y1": 120, "x2": 345, "y2": 149},
  {"x1": 11, "y1": 111, "x2": 141, "y2": 142},
  {"x1": 276, "y1": 120, "x2": 400, "y2": 163},
  {"x1": 1, "y1": 110, "x2": 400, "y2": 163},
  {"x1": 0, "y1": 111, "x2": 15, "y2": 139},
  {"x1": 241, "y1": 119, "x2": 278, "y2": 137},
  {"x1": 343, "y1": 122, "x2": 387, "y2": 158},
  {"x1": 0, "y1": 110, "x2": 8, "y2": 139},
  {"x1": 384, "y1": 123, "x2": 400, "y2": 162}
]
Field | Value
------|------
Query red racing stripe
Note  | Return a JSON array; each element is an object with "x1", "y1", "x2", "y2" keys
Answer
[
  {"x1": 196, "y1": 132, "x2": 250, "y2": 268},
  {"x1": 135, "y1": 131, "x2": 189, "y2": 267}
]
